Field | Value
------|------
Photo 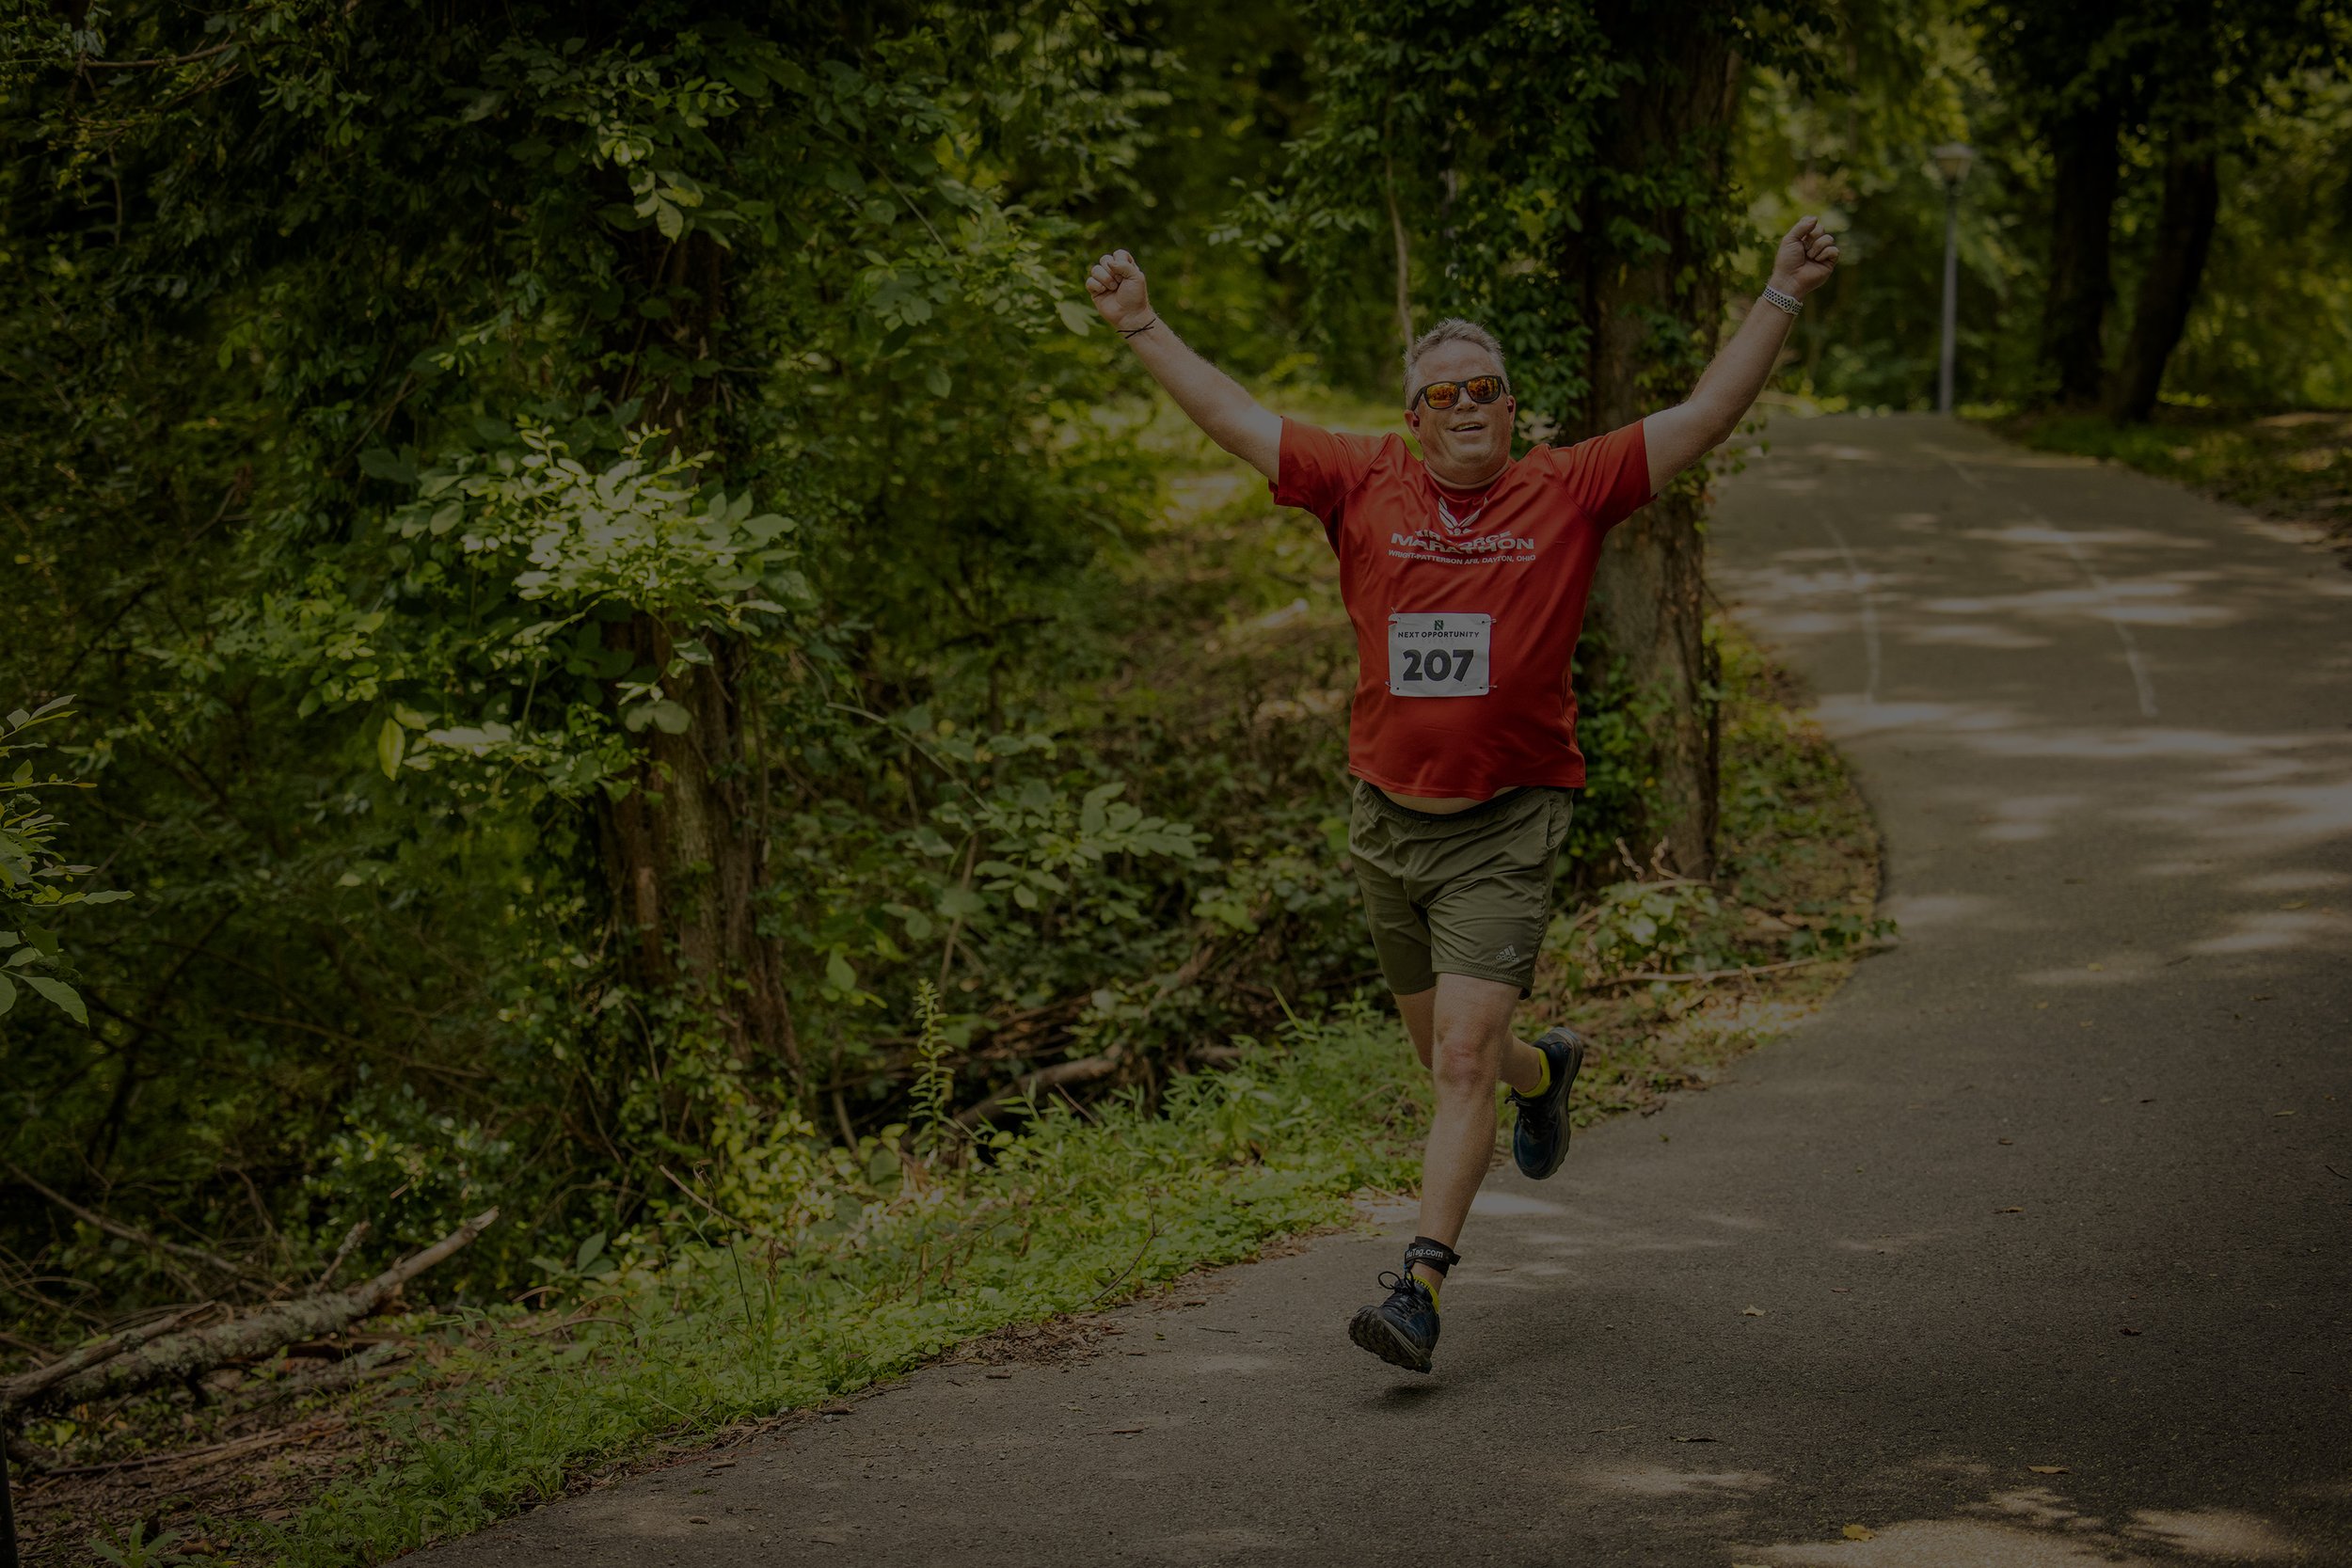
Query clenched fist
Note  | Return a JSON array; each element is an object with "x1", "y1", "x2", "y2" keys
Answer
[
  {"x1": 1770, "y1": 216, "x2": 1841, "y2": 297},
  {"x1": 1085, "y1": 249, "x2": 1152, "y2": 331},
  {"x1": 1769, "y1": 215, "x2": 1844, "y2": 298}
]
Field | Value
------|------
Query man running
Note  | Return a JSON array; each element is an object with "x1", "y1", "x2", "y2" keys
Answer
[{"x1": 1085, "y1": 218, "x2": 1840, "y2": 1372}]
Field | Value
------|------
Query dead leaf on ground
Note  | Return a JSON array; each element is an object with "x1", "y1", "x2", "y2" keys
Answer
[
  {"x1": 1995, "y1": 1206, "x2": 2025, "y2": 1213},
  {"x1": 1741, "y1": 1306, "x2": 1768, "y2": 1316},
  {"x1": 1843, "y1": 1523, "x2": 1877, "y2": 1541},
  {"x1": 1830, "y1": 1287, "x2": 1851, "y2": 1293},
  {"x1": 2028, "y1": 1465, "x2": 2069, "y2": 1474},
  {"x1": 1672, "y1": 1434, "x2": 1718, "y2": 1443},
  {"x1": 818, "y1": 1403, "x2": 852, "y2": 1415},
  {"x1": 2119, "y1": 1327, "x2": 2142, "y2": 1337}
]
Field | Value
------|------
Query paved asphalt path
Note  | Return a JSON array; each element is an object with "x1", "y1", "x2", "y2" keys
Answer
[{"x1": 426, "y1": 416, "x2": 2351, "y2": 1567}]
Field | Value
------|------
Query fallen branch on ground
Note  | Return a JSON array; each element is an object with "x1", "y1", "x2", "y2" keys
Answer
[
  {"x1": 313, "y1": 1219, "x2": 369, "y2": 1291},
  {"x1": 224, "y1": 1341, "x2": 403, "y2": 1415},
  {"x1": 28, "y1": 1416, "x2": 345, "y2": 1480},
  {"x1": 6, "y1": 1163, "x2": 269, "y2": 1290},
  {"x1": 1, "y1": 1208, "x2": 495, "y2": 1418},
  {"x1": 1589, "y1": 948, "x2": 1891, "y2": 988},
  {"x1": 954, "y1": 1054, "x2": 1120, "y2": 1127},
  {"x1": 0, "y1": 1303, "x2": 220, "y2": 1412}
]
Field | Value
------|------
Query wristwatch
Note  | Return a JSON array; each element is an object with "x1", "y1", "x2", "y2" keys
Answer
[{"x1": 1760, "y1": 284, "x2": 1803, "y2": 315}]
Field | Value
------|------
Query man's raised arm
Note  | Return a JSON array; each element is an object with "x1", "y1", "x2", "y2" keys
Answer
[
  {"x1": 1087, "y1": 249, "x2": 1282, "y2": 482},
  {"x1": 1640, "y1": 216, "x2": 1842, "y2": 495}
]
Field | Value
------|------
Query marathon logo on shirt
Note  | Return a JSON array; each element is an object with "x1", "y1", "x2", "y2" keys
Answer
[{"x1": 1387, "y1": 527, "x2": 1537, "y2": 565}]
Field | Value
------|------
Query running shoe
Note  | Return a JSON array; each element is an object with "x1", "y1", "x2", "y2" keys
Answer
[
  {"x1": 1510, "y1": 1026, "x2": 1586, "y2": 1180},
  {"x1": 1347, "y1": 1239, "x2": 1454, "y2": 1372}
]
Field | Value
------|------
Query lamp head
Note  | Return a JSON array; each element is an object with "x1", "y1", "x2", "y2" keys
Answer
[{"x1": 1932, "y1": 142, "x2": 1976, "y2": 186}]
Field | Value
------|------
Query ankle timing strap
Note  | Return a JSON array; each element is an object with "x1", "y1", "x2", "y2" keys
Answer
[{"x1": 1404, "y1": 1237, "x2": 1460, "y2": 1277}]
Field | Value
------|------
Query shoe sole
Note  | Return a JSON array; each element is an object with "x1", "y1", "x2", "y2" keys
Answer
[
  {"x1": 1348, "y1": 1306, "x2": 1433, "y2": 1373},
  {"x1": 1514, "y1": 1030, "x2": 1586, "y2": 1180}
]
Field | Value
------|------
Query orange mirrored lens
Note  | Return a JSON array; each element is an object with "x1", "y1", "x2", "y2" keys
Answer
[{"x1": 1415, "y1": 376, "x2": 1505, "y2": 411}]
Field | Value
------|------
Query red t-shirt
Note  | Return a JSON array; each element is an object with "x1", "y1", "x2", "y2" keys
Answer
[{"x1": 1270, "y1": 417, "x2": 1653, "y2": 798}]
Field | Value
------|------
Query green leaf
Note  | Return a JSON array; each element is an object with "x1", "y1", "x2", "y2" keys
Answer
[
  {"x1": 647, "y1": 700, "x2": 692, "y2": 735},
  {"x1": 0, "y1": 973, "x2": 14, "y2": 1017},
  {"x1": 924, "y1": 365, "x2": 951, "y2": 398},
  {"x1": 377, "y1": 717, "x2": 406, "y2": 780},
  {"x1": 358, "y1": 449, "x2": 417, "y2": 484},
  {"x1": 573, "y1": 1230, "x2": 608, "y2": 1272},
  {"x1": 24, "y1": 975, "x2": 87, "y2": 1026},
  {"x1": 1055, "y1": 299, "x2": 1096, "y2": 335},
  {"x1": 825, "y1": 950, "x2": 856, "y2": 990},
  {"x1": 714, "y1": 60, "x2": 771, "y2": 102},
  {"x1": 655, "y1": 198, "x2": 685, "y2": 241}
]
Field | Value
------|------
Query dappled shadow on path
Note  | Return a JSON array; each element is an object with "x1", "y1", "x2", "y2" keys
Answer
[
  {"x1": 1715, "y1": 420, "x2": 2352, "y2": 986},
  {"x1": 1565, "y1": 1449, "x2": 2328, "y2": 1565}
]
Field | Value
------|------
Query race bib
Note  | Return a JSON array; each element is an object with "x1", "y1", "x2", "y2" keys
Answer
[{"x1": 1386, "y1": 611, "x2": 1491, "y2": 697}]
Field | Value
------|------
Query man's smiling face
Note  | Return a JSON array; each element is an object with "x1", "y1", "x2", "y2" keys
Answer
[{"x1": 1406, "y1": 339, "x2": 1514, "y2": 483}]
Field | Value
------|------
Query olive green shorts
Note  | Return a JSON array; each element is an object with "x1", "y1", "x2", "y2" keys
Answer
[{"x1": 1347, "y1": 779, "x2": 1576, "y2": 997}]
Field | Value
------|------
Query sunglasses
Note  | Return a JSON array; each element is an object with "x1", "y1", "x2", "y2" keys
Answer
[{"x1": 1411, "y1": 374, "x2": 1509, "y2": 411}]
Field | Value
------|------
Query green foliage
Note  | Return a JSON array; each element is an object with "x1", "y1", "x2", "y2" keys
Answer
[
  {"x1": 0, "y1": 698, "x2": 129, "y2": 1026},
  {"x1": 0, "y1": 0, "x2": 1225, "y2": 1323},
  {"x1": 87, "y1": 1521, "x2": 188, "y2": 1568}
]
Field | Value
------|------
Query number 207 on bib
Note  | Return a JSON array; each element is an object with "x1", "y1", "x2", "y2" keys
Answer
[{"x1": 1386, "y1": 612, "x2": 1491, "y2": 698}]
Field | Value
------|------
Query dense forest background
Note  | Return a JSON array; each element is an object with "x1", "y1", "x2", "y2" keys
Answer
[{"x1": 3, "y1": 0, "x2": 2348, "y2": 1370}]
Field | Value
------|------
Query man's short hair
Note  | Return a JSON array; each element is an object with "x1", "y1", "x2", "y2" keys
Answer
[{"x1": 1404, "y1": 318, "x2": 1508, "y2": 405}]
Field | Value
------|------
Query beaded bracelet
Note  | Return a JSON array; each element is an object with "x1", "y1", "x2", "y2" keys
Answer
[{"x1": 1760, "y1": 285, "x2": 1804, "y2": 316}]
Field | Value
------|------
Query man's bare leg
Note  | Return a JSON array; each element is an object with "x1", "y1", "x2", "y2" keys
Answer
[{"x1": 1395, "y1": 974, "x2": 1549, "y2": 1291}]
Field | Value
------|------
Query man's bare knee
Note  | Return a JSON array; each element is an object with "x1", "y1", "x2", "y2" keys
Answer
[{"x1": 1429, "y1": 1020, "x2": 1503, "y2": 1096}]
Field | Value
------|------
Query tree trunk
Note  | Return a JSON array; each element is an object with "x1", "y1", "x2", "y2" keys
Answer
[
  {"x1": 2037, "y1": 97, "x2": 2124, "y2": 408},
  {"x1": 1561, "y1": 10, "x2": 1736, "y2": 879},
  {"x1": 2107, "y1": 150, "x2": 2220, "y2": 422},
  {"x1": 596, "y1": 627, "x2": 800, "y2": 1082},
  {"x1": 592, "y1": 229, "x2": 801, "y2": 1088}
]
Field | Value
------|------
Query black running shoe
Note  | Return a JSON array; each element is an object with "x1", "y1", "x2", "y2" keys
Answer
[
  {"x1": 1510, "y1": 1026, "x2": 1586, "y2": 1180},
  {"x1": 1348, "y1": 1239, "x2": 1455, "y2": 1373}
]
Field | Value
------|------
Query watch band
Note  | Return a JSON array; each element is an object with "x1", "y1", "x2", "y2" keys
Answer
[{"x1": 1760, "y1": 284, "x2": 1804, "y2": 316}]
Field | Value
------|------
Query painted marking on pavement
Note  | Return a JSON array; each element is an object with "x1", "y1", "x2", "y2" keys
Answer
[
  {"x1": 1818, "y1": 515, "x2": 1883, "y2": 707},
  {"x1": 1942, "y1": 455, "x2": 2158, "y2": 719}
]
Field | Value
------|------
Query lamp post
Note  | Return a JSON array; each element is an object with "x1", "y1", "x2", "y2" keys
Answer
[{"x1": 1932, "y1": 141, "x2": 1975, "y2": 415}]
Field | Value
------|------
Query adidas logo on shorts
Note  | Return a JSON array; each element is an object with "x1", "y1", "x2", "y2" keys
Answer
[{"x1": 1494, "y1": 944, "x2": 1519, "y2": 964}]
